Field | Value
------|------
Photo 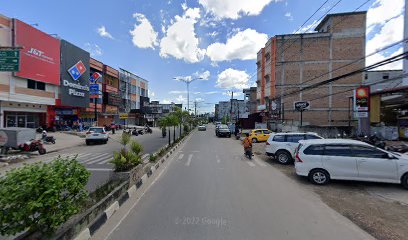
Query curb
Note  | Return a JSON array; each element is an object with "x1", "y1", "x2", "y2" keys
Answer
[{"x1": 73, "y1": 132, "x2": 191, "y2": 240}]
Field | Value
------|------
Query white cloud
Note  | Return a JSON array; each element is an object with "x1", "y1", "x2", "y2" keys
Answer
[
  {"x1": 284, "y1": 12, "x2": 293, "y2": 21},
  {"x1": 222, "y1": 91, "x2": 243, "y2": 97},
  {"x1": 366, "y1": 0, "x2": 404, "y2": 70},
  {"x1": 207, "y1": 31, "x2": 219, "y2": 38},
  {"x1": 193, "y1": 70, "x2": 210, "y2": 80},
  {"x1": 84, "y1": 43, "x2": 103, "y2": 57},
  {"x1": 293, "y1": 19, "x2": 319, "y2": 34},
  {"x1": 169, "y1": 90, "x2": 188, "y2": 94},
  {"x1": 175, "y1": 95, "x2": 187, "y2": 103},
  {"x1": 204, "y1": 91, "x2": 219, "y2": 95},
  {"x1": 216, "y1": 68, "x2": 250, "y2": 90},
  {"x1": 162, "y1": 99, "x2": 172, "y2": 104},
  {"x1": 206, "y1": 28, "x2": 268, "y2": 62},
  {"x1": 181, "y1": 2, "x2": 188, "y2": 11},
  {"x1": 198, "y1": 0, "x2": 279, "y2": 20},
  {"x1": 130, "y1": 13, "x2": 159, "y2": 49},
  {"x1": 97, "y1": 26, "x2": 114, "y2": 39},
  {"x1": 160, "y1": 7, "x2": 206, "y2": 63},
  {"x1": 149, "y1": 90, "x2": 156, "y2": 97},
  {"x1": 366, "y1": 0, "x2": 404, "y2": 34},
  {"x1": 195, "y1": 97, "x2": 205, "y2": 102}
]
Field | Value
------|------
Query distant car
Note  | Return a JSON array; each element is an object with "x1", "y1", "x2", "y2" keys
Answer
[
  {"x1": 265, "y1": 132, "x2": 323, "y2": 164},
  {"x1": 215, "y1": 121, "x2": 221, "y2": 125},
  {"x1": 86, "y1": 127, "x2": 109, "y2": 145},
  {"x1": 295, "y1": 139, "x2": 408, "y2": 189},
  {"x1": 248, "y1": 129, "x2": 272, "y2": 143},
  {"x1": 198, "y1": 125, "x2": 206, "y2": 131},
  {"x1": 216, "y1": 124, "x2": 231, "y2": 138}
]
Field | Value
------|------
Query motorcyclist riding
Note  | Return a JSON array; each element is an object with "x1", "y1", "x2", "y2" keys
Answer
[{"x1": 242, "y1": 133, "x2": 253, "y2": 159}]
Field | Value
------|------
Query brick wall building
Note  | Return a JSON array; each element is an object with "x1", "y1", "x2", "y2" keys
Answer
[{"x1": 257, "y1": 11, "x2": 366, "y2": 128}]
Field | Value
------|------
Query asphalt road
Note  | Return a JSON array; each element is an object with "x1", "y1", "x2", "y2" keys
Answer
[
  {"x1": 92, "y1": 125, "x2": 373, "y2": 240},
  {"x1": 32, "y1": 126, "x2": 181, "y2": 191}
]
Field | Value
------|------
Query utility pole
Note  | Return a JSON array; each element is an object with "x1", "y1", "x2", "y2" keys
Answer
[
  {"x1": 403, "y1": 0, "x2": 408, "y2": 85},
  {"x1": 229, "y1": 90, "x2": 234, "y2": 122},
  {"x1": 194, "y1": 100, "x2": 197, "y2": 116}
]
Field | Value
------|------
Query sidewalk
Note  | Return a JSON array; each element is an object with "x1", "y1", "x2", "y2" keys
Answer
[{"x1": 0, "y1": 132, "x2": 84, "y2": 174}]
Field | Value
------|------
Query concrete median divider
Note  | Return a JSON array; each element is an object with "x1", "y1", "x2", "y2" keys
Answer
[{"x1": 57, "y1": 131, "x2": 194, "y2": 240}]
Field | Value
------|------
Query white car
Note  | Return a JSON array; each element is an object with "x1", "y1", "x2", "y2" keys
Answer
[
  {"x1": 294, "y1": 139, "x2": 408, "y2": 189},
  {"x1": 265, "y1": 132, "x2": 322, "y2": 164},
  {"x1": 198, "y1": 125, "x2": 206, "y2": 131},
  {"x1": 86, "y1": 127, "x2": 109, "y2": 145}
]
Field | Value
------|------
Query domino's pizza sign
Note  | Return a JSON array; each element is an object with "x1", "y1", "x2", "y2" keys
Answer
[{"x1": 60, "y1": 40, "x2": 90, "y2": 108}]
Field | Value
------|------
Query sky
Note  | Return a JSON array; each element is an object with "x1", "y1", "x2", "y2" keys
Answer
[{"x1": 0, "y1": 0, "x2": 404, "y2": 114}]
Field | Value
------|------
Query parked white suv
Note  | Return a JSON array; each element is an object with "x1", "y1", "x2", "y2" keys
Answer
[
  {"x1": 86, "y1": 127, "x2": 109, "y2": 145},
  {"x1": 265, "y1": 132, "x2": 322, "y2": 164},
  {"x1": 294, "y1": 139, "x2": 408, "y2": 189}
]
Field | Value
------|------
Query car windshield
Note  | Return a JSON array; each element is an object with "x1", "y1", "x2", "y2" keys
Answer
[{"x1": 219, "y1": 125, "x2": 229, "y2": 129}]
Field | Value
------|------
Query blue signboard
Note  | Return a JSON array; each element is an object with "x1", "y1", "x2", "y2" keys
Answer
[{"x1": 90, "y1": 84, "x2": 100, "y2": 95}]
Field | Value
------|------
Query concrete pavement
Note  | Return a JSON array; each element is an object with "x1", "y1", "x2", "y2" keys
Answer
[{"x1": 92, "y1": 125, "x2": 373, "y2": 240}]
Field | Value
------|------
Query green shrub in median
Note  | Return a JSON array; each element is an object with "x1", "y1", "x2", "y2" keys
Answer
[
  {"x1": 111, "y1": 132, "x2": 144, "y2": 172},
  {"x1": 0, "y1": 156, "x2": 90, "y2": 236}
]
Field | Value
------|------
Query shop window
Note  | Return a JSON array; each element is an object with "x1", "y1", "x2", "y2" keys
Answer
[{"x1": 27, "y1": 79, "x2": 45, "y2": 91}]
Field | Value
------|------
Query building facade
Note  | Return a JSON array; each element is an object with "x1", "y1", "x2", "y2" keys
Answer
[
  {"x1": 257, "y1": 11, "x2": 366, "y2": 128},
  {"x1": 0, "y1": 15, "x2": 60, "y2": 128},
  {"x1": 142, "y1": 101, "x2": 182, "y2": 127},
  {"x1": 243, "y1": 87, "x2": 257, "y2": 115},
  {"x1": 217, "y1": 100, "x2": 246, "y2": 122}
]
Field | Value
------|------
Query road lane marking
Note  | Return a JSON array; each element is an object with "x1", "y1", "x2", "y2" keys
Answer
[
  {"x1": 97, "y1": 157, "x2": 113, "y2": 164},
  {"x1": 185, "y1": 154, "x2": 193, "y2": 166},
  {"x1": 254, "y1": 157, "x2": 266, "y2": 167},
  {"x1": 216, "y1": 155, "x2": 220, "y2": 163},
  {"x1": 191, "y1": 150, "x2": 200, "y2": 153},
  {"x1": 83, "y1": 153, "x2": 112, "y2": 164},
  {"x1": 247, "y1": 161, "x2": 256, "y2": 167},
  {"x1": 178, "y1": 154, "x2": 184, "y2": 160}
]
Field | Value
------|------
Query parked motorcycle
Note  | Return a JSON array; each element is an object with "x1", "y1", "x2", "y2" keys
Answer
[
  {"x1": 18, "y1": 140, "x2": 46, "y2": 155},
  {"x1": 132, "y1": 128, "x2": 139, "y2": 136},
  {"x1": 137, "y1": 129, "x2": 144, "y2": 135},
  {"x1": 145, "y1": 127, "x2": 152, "y2": 134}
]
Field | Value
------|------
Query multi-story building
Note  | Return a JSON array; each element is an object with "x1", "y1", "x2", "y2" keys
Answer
[
  {"x1": 243, "y1": 87, "x2": 257, "y2": 115},
  {"x1": 118, "y1": 68, "x2": 148, "y2": 125},
  {"x1": 0, "y1": 15, "x2": 60, "y2": 128},
  {"x1": 257, "y1": 11, "x2": 366, "y2": 128},
  {"x1": 217, "y1": 100, "x2": 246, "y2": 122},
  {"x1": 142, "y1": 101, "x2": 182, "y2": 127},
  {"x1": 364, "y1": 70, "x2": 403, "y2": 93},
  {"x1": 214, "y1": 104, "x2": 219, "y2": 121}
]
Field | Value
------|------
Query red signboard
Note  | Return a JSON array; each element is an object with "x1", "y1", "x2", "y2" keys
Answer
[
  {"x1": 14, "y1": 19, "x2": 60, "y2": 85},
  {"x1": 355, "y1": 87, "x2": 370, "y2": 112}
]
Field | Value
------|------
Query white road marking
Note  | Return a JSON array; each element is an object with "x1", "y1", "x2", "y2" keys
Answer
[
  {"x1": 185, "y1": 154, "x2": 193, "y2": 166},
  {"x1": 247, "y1": 161, "x2": 256, "y2": 167},
  {"x1": 86, "y1": 168, "x2": 113, "y2": 171},
  {"x1": 254, "y1": 157, "x2": 266, "y2": 167},
  {"x1": 97, "y1": 157, "x2": 113, "y2": 164},
  {"x1": 216, "y1": 155, "x2": 220, "y2": 164},
  {"x1": 190, "y1": 150, "x2": 200, "y2": 153},
  {"x1": 178, "y1": 154, "x2": 184, "y2": 160},
  {"x1": 83, "y1": 153, "x2": 112, "y2": 164}
]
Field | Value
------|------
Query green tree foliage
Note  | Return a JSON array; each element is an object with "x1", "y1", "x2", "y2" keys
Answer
[
  {"x1": 111, "y1": 133, "x2": 144, "y2": 172},
  {"x1": 0, "y1": 157, "x2": 90, "y2": 236}
]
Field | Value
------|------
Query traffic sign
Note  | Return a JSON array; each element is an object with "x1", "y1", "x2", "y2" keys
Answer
[
  {"x1": 294, "y1": 101, "x2": 310, "y2": 111},
  {"x1": 0, "y1": 50, "x2": 20, "y2": 72}
]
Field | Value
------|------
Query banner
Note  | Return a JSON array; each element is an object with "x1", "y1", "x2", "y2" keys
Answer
[{"x1": 14, "y1": 19, "x2": 60, "y2": 85}]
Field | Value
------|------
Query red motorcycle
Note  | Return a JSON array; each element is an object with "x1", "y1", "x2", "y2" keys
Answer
[{"x1": 18, "y1": 139, "x2": 46, "y2": 155}]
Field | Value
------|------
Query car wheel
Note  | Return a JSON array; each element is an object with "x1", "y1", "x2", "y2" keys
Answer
[
  {"x1": 276, "y1": 150, "x2": 292, "y2": 165},
  {"x1": 104, "y1": 140, "x2": 108, "y2": 144},
  {"x1": 401, "y1": 173, "x2": 408, "y2": 189},
  {"x1": 252, "y1": 138, "x2": 257, "y2": 143},
  {"x1": 86, "y1": 140, "x2": 91, "y2": 146},
  {"x1": 309, "y1": 169, "x2": 330, "y2": 185}
]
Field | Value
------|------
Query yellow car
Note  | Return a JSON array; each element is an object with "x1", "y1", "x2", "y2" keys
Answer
[{"x1": 249, "y1": 129, "x2": 272, "y2": 143}]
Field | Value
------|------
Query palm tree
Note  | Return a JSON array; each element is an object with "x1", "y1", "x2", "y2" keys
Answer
[
  {"x1": 168, "y1": 114, "x2": 179, "y2": 144},
  {"x1": 158, "y1": 116, "x2": 171, "y2": 145}
]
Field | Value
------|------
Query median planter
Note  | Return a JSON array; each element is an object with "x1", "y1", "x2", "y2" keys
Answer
[{"x1": 112, "y1": 164, "x2": 144, "y2": 186}]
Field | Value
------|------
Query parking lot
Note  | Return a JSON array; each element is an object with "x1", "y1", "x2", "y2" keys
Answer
[{"x1": 252, "y1": 142, "x2": 408, "y2": 240}]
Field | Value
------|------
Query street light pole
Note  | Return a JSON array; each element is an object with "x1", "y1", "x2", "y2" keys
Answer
[{"x1": 174, "y1": 77, "x2": 203, "y2": 114}]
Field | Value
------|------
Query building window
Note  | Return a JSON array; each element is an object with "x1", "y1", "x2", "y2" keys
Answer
[
  {"x1": 27, "y1": 79, "x2": 45, "y2": 91},
  {"x1": 364, "y1": 74, "x2": 368, "y2": 80},
  {"x1": 265, "y1": 53, "x2": 270, "y2": 62},
  {"x1": 382, "y1": 73, "x2": 389, "y2": 80}
]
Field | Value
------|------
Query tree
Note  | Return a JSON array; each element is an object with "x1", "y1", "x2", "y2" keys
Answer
[
  {"x1": 168, "y1": 114, "x2": 180, "y2": 144},
  {"x1": 0, "y1": 157, "x2": 90, "y2": 236},
  {"x1": 158, "y1": 116, "x2": 171, "y2": 146}
]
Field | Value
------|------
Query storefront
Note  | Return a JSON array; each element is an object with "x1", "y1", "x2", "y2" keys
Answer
[{"x1": 1, "y1": 101, "x2": 47, "y2": 128}]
